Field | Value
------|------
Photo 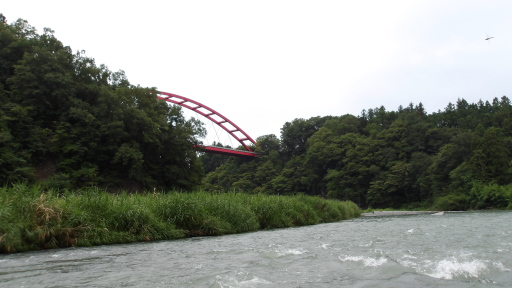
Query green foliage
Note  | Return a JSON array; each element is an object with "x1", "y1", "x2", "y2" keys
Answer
[
  {"x1": 198, "y1": 142, "x2": 230, "y2": 174},
  {"x1": 432, "y1": 194, "x2": 469, "y2": 211},
  {"x1": 0, "y1": 185, "x2": 360, "y2": 253},
  {"x1": 203, "y1": 95, "x2": 512, "y2": 210},
  {"x1": 468, "y1": 183, "x2": 511, "y2": 209},
  {"x1": 0, "y1": 18, "x2": 204, "y2": 191},
  {"x1": 469, "y1": 128, "x2": 511, "y2": 184},
  {"x1": 0, "y1": 183, "x2": 68, "y2": 252}
]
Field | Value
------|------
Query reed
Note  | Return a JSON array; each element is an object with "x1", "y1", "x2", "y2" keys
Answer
[{"x1": 0, "y1": 185, "x2": 361, "y2": 254}]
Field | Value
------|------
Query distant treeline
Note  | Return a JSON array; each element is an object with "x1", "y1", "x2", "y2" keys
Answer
[{"x1": 202, "y1": 99, "x2": 512, "y2": 210}]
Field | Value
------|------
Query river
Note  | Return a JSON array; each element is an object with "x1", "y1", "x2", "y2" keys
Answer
[{"x1": 1, "y1": 211, "x2": 511, "y2": 287}]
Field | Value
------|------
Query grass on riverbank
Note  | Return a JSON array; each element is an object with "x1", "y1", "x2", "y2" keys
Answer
[{"x1": 0, "y1": 184, "x2": 360, "y2": 254}]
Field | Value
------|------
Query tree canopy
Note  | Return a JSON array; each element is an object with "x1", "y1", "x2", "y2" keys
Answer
[{"x1": 0, "y1": 18, "x2": 204, "y2": 191}]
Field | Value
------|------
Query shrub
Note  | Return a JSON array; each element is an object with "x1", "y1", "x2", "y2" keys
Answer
[
  {"x1": 432, "y1": 194, "x2": 469, "y2": 211},
  {"x1": 469, "y1": 183, "x2": 510, "y2": 209}
]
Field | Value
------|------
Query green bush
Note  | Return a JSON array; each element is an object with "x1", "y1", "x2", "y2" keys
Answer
[
  {"x1": 469, "y1": 183, "x2": 510, "y2": 209},
  {"x1": 432, "y1": 194, "x2": 469, "y2": 211}
]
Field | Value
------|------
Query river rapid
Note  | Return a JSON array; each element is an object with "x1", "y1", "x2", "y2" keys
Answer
[{"x1": 1, "y1": 211, "x2": 511, "y2": 287}]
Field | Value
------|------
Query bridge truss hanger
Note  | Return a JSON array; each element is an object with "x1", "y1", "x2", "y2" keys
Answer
[{"x1": 155, "y1": 91, "x2": 258, "y2": 157}]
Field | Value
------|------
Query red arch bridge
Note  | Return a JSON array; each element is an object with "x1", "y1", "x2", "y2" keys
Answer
[{"x1": 155, "y1": 91, "x2": 257, "y2": 158}]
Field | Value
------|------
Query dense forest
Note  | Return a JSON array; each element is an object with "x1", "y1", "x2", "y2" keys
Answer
[
  {"x1": 0, "y1": 16, "x2": 205, "y2": 191},
  {"x1": 1, "y1": 16, "x2": 512, "y2": 211},
  {"x1": 202, "y1": 98, "x2": 512, "y2": 210}
]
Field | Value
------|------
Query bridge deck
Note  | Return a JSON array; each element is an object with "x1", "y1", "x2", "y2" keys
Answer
[{"x1": 195, "y1": 145, "x2": 258, "y2": 158}]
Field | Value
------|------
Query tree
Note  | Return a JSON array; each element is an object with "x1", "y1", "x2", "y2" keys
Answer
[
  {"x1": 469, "y1": 127, "x2": 510, "y2": 184},
  {"x1": 255, "y1": 134, "x2": 280, "y2": 155},
  {"x1": 280, "y1": 117, "x2": 329, "y2": 156},
  {"x1": 198, "y1": 142, "x2": 230, "y2": 174},
  {"x1": 0, "y1": 18, "x2": 206, "y2": 191},
  {"x1": 426, "y1": 132, "x2": 474, "y2": 197}
]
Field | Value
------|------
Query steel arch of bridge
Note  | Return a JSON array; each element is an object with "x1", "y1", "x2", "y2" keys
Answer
[{"x1": 155, "y1": 91, "x2": 257, "y2": 157}]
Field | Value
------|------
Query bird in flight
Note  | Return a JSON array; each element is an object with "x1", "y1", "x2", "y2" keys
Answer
[{"x1": 485, "y1": 34, "x2": 494, "y2": 41}]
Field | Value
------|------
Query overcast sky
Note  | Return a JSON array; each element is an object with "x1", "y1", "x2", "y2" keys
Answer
[{"x1": 3, "y1": 1, "x2": 512, "y2": 145}]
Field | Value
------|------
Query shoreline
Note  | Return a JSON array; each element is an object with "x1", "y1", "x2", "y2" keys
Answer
[{"x1": 361, "y1": 211, "x2": 449, "y2": 217}]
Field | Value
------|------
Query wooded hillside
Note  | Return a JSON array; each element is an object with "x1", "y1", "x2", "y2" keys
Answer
[
  {"x1": 0, "y1": 17, "x2": 205, "y2": 191},
  {"x1": 202, "y1": 99, "x2": 512, "y2": 210}
]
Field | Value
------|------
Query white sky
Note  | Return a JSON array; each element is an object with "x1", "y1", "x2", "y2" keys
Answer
[{"x1": 3, "y1": 1, "x2": 512, "y2": 144}]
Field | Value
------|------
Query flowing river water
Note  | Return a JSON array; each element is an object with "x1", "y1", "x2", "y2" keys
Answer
[{"x1": 1, "y1": 211, "x2": 511, "y2": 287}]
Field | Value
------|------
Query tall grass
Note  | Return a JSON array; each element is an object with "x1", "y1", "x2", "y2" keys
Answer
[{"x1": 0, "y1": 185, "x2": 360, "y2": 254}]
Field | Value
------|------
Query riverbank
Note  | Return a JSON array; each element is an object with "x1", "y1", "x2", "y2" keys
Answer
[
  {"x1": 361, "y1": 210, "x2": 469, "y2": 216},
  {"x1": 0, "y1": 184, "x2": 360, "y2": 254},
  {"x1": 361, "y1": 211, "x2": 440, "y2": 216}
]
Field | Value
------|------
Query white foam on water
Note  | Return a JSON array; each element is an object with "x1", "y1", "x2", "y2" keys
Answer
[
  {"x1": 398, "y1": 253, "x2": 511, "y2": 282},
  {"x1": 319, "y1": 243, "x2": 330, "y2": 250},
  {"x1": 278, "y1": 248, "x2": 307, "y2": 256},
  {"x1": 425, "y1": 259, "x2": 488, "y2": 280},
  {"x1": 358, "y1": 241, "x2": 373, "y2": 247},
  {"x1": 271, "y1": 244, "x2": 308, "y2": 256},
  {"x1": 260, "y1": 245, "x2": 308, "y2": 259},
  {"x1": 214, "y1": 272, "x2": 272, "y2": 287},
  {"x1": 399, "y1": 259, "x2": 416, "y2": 268},
  {"x1": 338, "y1": 255, "x2": 388, "y2": 267},
  {"x1": 492, "y1": 261, "x2": 510, "y2": 272}
]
